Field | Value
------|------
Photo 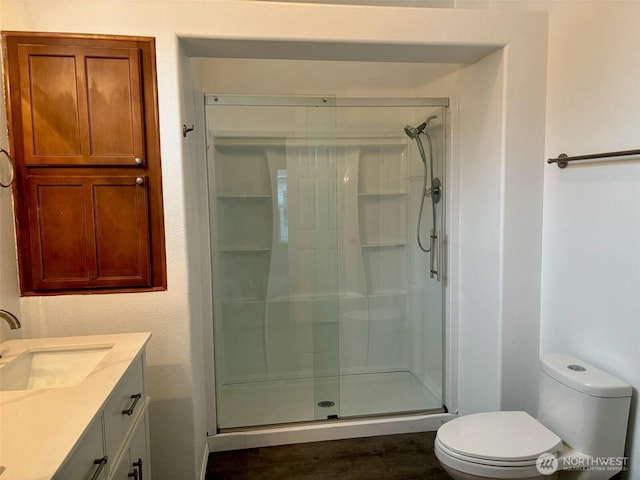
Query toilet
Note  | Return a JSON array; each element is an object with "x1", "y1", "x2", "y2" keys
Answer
[{"x1": 435, "y1": 354, "x2": 632, "y2": 480}]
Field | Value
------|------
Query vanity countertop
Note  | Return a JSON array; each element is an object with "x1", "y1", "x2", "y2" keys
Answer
[{"x1": 0, "y1": 332, "x2": 151, "y2": 480}]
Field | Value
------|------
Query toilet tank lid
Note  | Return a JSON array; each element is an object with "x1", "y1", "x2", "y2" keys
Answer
[{"x1": 540, "y1": 354, "x2": 631, "y2": 398}]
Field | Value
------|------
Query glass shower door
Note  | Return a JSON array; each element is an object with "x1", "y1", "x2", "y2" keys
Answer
[
  {"x1": 207, "y1": 96, "x2": 447, "y2": 431},
  {"x1": 335, "y1": 104, "x2": 445, "y2": 419},
  {"x1": 206, "y1": 96, "x2": 341, "y2": 429}
]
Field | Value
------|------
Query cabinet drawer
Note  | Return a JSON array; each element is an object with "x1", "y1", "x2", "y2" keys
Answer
[
  {"x1": 54, "y1": 414, "x2": 107, "y2": 480},
  {"x1": 104, "y1": 354, "x2": 145, "y2": 464}
]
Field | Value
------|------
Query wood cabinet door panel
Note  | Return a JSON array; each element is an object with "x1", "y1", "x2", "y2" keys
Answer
[
  {"x1": 18, "y1": 45, "x2": 85, "y2": 162},
  {"x1": 28, "y1": 175, "x2": 151, "y2": 291},
  {"x1": 85, "y1": 48, "x2": 145, "y2": 164},
  {"x1": 93, "y1": 177, "x2": 150, "y2": 285},
  {"x1": 28, "y1": 178, "x2": 95, "y2": 289}
]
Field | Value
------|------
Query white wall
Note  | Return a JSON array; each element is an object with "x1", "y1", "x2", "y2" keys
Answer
[
  {"x1": 0, "y1": 2, "x2": 547, "y2": 478},
  {"x1": 483, "y1": 1, "x2": 640, "y2": 476},
  {"x1": 0, "y1": 4, "x2": 201, "y2": 478},
  {"x1": 0, "y1": 74, "x2": 21, "y2": 345},
  {"x1": 533, "y1": 2, "x2": 640, "y2": 477}
]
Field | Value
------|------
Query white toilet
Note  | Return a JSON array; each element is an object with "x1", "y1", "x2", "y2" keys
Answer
[{"x1": 435, "y1": 354, "x2": 632, "y2": 480}]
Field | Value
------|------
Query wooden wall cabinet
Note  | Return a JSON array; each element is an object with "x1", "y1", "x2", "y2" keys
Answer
[{"x1": 2, "y1": 32, "x2": 166, "y2": 295}]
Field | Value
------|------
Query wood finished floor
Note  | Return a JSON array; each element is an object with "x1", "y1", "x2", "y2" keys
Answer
[{"x1": 206, "y1": 432, "x2": 450, "y2": 480}]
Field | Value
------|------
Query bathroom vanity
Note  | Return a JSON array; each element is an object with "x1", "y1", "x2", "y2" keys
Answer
[{"x1": 0, "y1": 332, "x2": 151, "y2": 479}]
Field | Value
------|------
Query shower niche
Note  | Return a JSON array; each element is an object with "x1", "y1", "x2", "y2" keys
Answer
[{"x1": 207, "y1": 96, "x2": 445, "y2": 429}]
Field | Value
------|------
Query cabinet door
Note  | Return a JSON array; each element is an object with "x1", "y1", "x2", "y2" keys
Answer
[
  {"x1": 128, "y1": 412, "x2": 151, "y2": 480},
  {"x1": 54, "y1": 414, "x2": 107, "y2": 480},
  {"x1": 17, "y1": 44, "x2": 145, "y2": 166},
  {"x1": 27, "y1": 175, "x2": 151, "y2": 290},
  {"x1": 109, "y1": 411, "x2": 151, "y2": 480},
  {"x1": 104, "y1": 355, "x2": 145, "y2": 463}
]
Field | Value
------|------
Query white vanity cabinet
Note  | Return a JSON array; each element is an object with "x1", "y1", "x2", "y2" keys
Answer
[
  {"x1": 53, "y1": 351, "x2": 151, "y2": 480},
  {"x1": 0, "y1": 333, "x2": 152, "y2": 480}
]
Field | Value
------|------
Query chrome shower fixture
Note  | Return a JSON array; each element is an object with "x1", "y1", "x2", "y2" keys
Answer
[
  {"x1": 403, "y1": 115, "x2": 437, "y2": 140},
  {"x1": 404, "y1": 114, "x2": 442, "y2": 261}
]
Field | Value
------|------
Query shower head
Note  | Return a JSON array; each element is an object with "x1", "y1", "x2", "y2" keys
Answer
[
  {"x1": 404, "y1": 125, "x2": 422, "y2": 139},
  {"x1": 404, "y1": 115, "x2": 438, "y2": 139}
]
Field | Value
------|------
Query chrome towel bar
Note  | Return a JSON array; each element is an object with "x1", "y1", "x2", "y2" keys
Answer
[{"x1": 548, "y1": 149, "x2": 640, "y2": 168}]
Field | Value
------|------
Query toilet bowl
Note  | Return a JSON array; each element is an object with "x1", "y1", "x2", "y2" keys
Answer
[
  {"x1": 435, "y1": 411, "x2": 561, "y2": 480},
  {"x1": 434, "y1": 354, "x2": 631, "y2": 480}
]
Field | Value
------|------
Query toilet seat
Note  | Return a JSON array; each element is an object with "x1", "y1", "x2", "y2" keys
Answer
[
  {"x1": 435, "y1": 411, "x2": 563, "y2": 478},
  {"x1": 435, "y1": 438, "x2": 543, "y2": 467}
]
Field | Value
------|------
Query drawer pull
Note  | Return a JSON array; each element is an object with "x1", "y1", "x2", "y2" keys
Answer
[
  {"x1": 122, "y1": 393, "x2": 142, "y2": 416},
  {"x1": 127, "y1": 458, "x2": 143, "y2": 480},
  {"x1": 89, "y1": 456, "x2": 108, "y2": 480}
]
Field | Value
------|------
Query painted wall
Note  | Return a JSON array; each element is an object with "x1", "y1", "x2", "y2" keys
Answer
[
  {"x1": 0, "y1": 71, "x2": 20, "y2": 344},
  {"x1": 533, "y1": 2, "x2": 640, "y2": 477},
  {"x1": 0, "y1": 2, "x2": 547, "y2": 478},
  {"x1": 480, "y1": 1, "x2": 640, "y2": 476}
]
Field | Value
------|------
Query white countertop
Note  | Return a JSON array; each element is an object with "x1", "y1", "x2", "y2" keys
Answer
[{"x1": 0, "y1": 332, "x2": 151, "y2": 480}]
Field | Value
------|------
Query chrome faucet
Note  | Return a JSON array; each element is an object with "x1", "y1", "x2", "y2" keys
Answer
[{"x1": 0, "y1": 310, "x2": 21, "y2": 330}]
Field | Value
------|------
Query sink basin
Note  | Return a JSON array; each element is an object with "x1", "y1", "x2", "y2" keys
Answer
[{"x1": 0, "y1": 345, "x2": 112, "y2": 391}]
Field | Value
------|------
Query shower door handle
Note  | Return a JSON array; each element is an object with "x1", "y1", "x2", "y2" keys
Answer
[{"x1": 430, "y1": 229, "x2": 442, "y2": 282}]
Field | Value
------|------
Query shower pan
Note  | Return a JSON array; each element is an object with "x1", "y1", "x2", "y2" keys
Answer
[{"x1": 205, "y1": 95, "x2": 447, "y2": 431}]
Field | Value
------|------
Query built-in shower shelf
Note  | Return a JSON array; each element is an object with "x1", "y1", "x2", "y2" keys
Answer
[
  {"x1": 367, "y1": 291, "x2": 408, "y2": 298},
  {"x1": 220, "y1": 299, "x2": 266, "y2": 305},
  {"x1": 361, "y1": 243, "x2": 406, "y2": 248},
  {"x1": 216, "y1": 194, "x2": 272, "y2": 199},
  {"x1": 358, "y1": 192, "x2": 406, "y2": 197},
  {"x1": 219, "y1": 248, "x2": 271, "y2": 253}
]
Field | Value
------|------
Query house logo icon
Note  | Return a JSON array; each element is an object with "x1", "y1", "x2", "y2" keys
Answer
[{"x1": 536, "y1": 453, "x2": 559, "y2": 475}]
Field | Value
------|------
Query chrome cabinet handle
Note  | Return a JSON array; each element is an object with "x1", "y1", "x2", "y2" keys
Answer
[
  {"x1": 122, "y1": 393, "x2": 142, "y2": 416},
  {"x1": 89, "y1": 456, "x2": 108, "y2": 480},
  {"x1": 134, "y1": 157, "x2": 143, "y2": 165},
  {"x1": 135, "y1": 177, "x2": 144, "y2": 185}
]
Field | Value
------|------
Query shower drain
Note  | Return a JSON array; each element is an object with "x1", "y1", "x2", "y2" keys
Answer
[{"x1": 317, "y1": 400, "x2": 335, "y2": 408}]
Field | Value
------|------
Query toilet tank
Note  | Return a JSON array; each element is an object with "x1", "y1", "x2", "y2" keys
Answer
[{"x1": 537, "y1": 354, "x2": 631, "y2": 459}]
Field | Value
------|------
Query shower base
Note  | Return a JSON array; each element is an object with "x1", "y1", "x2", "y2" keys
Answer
[{"x1": 217, "y1": 371, "x2": 441, "y2": 430}]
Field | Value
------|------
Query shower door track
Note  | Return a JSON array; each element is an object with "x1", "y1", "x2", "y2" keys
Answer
[
  {"x1": 205, "y1": 94, "x2": 450, "y2": 108},
  {"x1": 217, "y1": 406, "x2": 447, "y2": 434}
]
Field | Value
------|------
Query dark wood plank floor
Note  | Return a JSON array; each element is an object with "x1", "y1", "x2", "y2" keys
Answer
[{"x1": 206, "y1": 432, "x2": 450, "y2": 480}]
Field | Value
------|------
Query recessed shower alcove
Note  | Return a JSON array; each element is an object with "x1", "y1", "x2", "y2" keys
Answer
[
  {"x1": 185, "y1": 46, "x2": 496, "y2": 443},
  {"x1": 180, "y1": 24, "x2": 546, "y2": 450}
]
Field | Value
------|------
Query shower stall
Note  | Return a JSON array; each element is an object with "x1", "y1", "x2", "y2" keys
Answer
[{"x1": 206, "y1": 95, "x2": 447, "y2": 431}]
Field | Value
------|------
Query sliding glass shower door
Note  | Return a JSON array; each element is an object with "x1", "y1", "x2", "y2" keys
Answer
[{"x1": 206, "y1": 96, "x2": 446, "y2": 430}]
